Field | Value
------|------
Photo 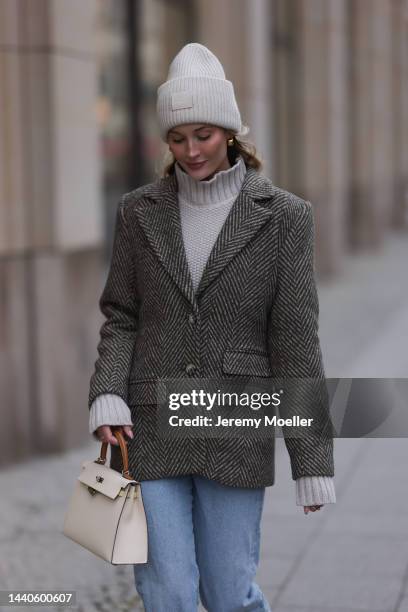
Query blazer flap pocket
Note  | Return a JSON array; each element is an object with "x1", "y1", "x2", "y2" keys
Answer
[
  {"x1": 128, "y1": 379, "x2": 160, "y2": 405},
  {"x1": 222, "y1": 350, "x2": 273, "y2": 377}
]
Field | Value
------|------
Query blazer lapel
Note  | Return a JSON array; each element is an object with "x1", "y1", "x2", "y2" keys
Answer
[
  {"x1": 195, "y1": 188, "x2": 274, "y2": 298},
  {"x1": 134, "y1": 167, "x2": 276, "y2": 309},
  {"x1": 134, "y1": 183, "x2": 197, "y2": 311}
]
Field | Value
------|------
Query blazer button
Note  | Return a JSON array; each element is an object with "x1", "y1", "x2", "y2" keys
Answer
[{"x1": 185, "y1": 363, "x2": 197, "y2": 376}]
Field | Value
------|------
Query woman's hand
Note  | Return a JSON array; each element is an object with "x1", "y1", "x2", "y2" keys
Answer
[
  {"x1": 96, "y1": 424, "x2": 134, "y2": 446},
  {"x1": 303, "y1": 504, "x2": 323, "y2": 515}
]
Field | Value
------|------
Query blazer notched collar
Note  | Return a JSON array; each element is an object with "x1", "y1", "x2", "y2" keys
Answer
[{"x1": 131, "y1": 167, "x2": 278, "y2": 313}]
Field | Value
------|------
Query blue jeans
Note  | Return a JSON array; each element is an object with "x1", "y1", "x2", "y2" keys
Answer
[{"x1": 133, "y1": 475, "x2": 271, "y2": 612}]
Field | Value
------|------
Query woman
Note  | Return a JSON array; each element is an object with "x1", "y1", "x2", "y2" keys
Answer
[{"x1": 88, "y1": 43, "x2": 336, "y2": 611}]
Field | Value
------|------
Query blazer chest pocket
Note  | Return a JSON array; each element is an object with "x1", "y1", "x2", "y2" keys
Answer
[{"x1": 222, "y1": 350, "x2": 273, "y2": 378}]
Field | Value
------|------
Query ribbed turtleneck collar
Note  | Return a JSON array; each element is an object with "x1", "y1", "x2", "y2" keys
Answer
[{"x1": 175, "y1": 155, "x2": 247, "y2": 207}]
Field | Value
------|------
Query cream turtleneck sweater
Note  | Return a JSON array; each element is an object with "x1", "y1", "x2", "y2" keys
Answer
[
  {"x1": 89, "y1": 156, "x2": 336, "y2": 507},
  {"x1": 175, "y1": 155, "x2": 247, "y2": 291}
]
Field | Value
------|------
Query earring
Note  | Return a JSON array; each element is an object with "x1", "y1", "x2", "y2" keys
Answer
[{"x1": 227, "y1": 137, "x2": 234, "y2": 146}]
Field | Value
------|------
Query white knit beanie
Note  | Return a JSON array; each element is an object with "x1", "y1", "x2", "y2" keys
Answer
[{"x1": 157, "y1": 42, "x2": 245, "y2": 141}]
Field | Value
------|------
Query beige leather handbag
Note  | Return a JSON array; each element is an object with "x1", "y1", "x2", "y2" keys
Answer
[{"x1": 63, "y1": 427, "x2": 148, "y2": 565}]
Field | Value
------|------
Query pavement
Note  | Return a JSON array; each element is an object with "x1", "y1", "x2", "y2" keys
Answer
[{"x1": 1, "y1": 230, "x2": 407, "y2": 612}]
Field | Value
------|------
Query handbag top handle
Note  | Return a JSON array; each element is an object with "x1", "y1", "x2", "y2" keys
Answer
[{"x1": 95, "y1": 427, "x2": 134, "y2": 480}]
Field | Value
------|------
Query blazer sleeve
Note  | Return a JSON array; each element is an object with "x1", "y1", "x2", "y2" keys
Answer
[
  {"x1": 88, "y1": 195, "x2": 140, "y2": 409},
  {"x1": 267, "y1": 200, "x2": 334, "y2": 481}
]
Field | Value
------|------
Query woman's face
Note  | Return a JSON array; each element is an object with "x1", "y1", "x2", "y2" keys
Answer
[{"x1": 166, "y1": 124, "x2": 232, "y2": 180}]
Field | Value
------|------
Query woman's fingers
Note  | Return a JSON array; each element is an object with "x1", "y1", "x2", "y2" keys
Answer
[
  {"x1": 122, "y1": 425, "x2": 134, "y2": 439},
  {"x1": 96, "y1": 424, "x2": 134, "y2": 445},
  {"x1": 98, "y1": 425, "x2": 123, "y2": 445},
  {"x1": 304, "y1": 505, "x2": 323, "y2": 514},
  {"x1": 96, "y1": 425, "x2": 117, "y2": 445}
]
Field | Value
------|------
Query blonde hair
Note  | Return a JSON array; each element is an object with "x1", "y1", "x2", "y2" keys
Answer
[{"x1": 156, "y1": 127, "x2": 264, "y2": 178}]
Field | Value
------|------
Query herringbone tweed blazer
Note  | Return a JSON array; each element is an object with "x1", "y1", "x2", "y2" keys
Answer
[{"x1": 88, "y1": 165, "x2": 334, "y2": 488}]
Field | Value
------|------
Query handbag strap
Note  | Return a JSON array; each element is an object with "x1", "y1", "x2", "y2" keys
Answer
[{"x1": 95, "y1": 427, "x2": 134, "y2": 480}]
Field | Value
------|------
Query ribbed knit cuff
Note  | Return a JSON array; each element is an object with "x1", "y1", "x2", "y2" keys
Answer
[
  {"x1": 296, "y1": 476, "x2": 336, "y2": 506},
  {"x1": 89, "y1": 394, "x2": 133, "y2": 436}
]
